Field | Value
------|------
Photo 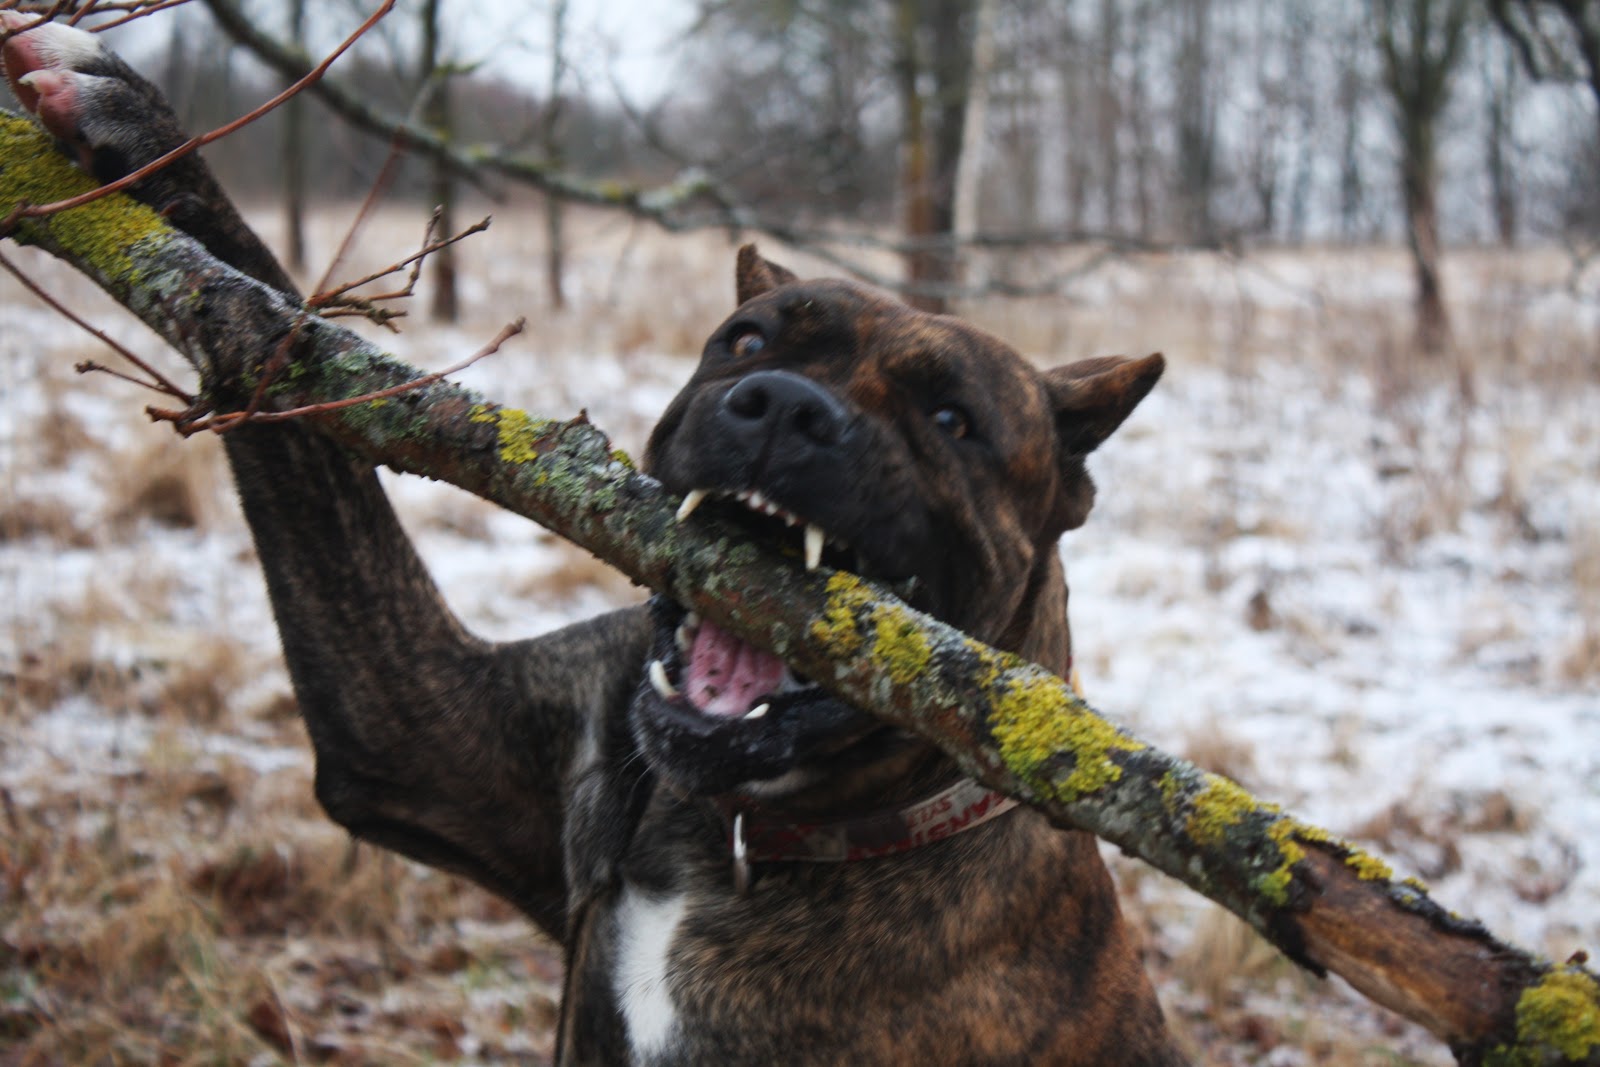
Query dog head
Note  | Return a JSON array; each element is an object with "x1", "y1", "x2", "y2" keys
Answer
[{"x1": 630, "y1": 246, "x2": 1162, "y2": 798}]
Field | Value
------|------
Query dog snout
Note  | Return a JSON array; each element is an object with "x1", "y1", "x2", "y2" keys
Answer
[{"x1": 721, "y1": 371, "x2": 848, "y2": 449}]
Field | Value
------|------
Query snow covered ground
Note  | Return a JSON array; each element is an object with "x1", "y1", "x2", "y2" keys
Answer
[{"x1": 3, "y1": 217, "x2": 1597, "y2": 1064}]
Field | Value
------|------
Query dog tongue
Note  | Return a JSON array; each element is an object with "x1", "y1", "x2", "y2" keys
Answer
[{"x1": 685, "y1": 619, "x2": 785, "y2": 717}]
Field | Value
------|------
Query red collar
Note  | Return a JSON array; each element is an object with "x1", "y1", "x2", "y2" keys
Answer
[{"x1": 726, "y1": 778, "x2": 1019, "y2": 894}]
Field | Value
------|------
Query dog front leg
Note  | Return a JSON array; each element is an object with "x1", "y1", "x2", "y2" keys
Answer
[{"x1": 3, "y1": 16, "x2": 647, "y2": 936}]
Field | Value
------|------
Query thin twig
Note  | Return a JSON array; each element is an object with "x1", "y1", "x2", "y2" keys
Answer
[
  {"x1": 73, "y1": 359, "x2": 179, "y2": 395},
  {"x1": 313, "y1": 214, "x2": 491, "y2": 307},
  {"x1": 319, "y1": 304, "x2": 407, "y2": 325},
  {"x1": 3, "y1": 1, "x2": 182, "y2": 19},
  {"x1": 310, "y1": 130, "x2": 411, "y2": 300},
  {"x1": 80, "y1": 0, "x2": 193, "y2": 33},
  {"x1": 314, "y1": 203, "x2": 441, "y2": 308},
  {"x1": 0, "y1": 247, "x2": 192, "y2": 401}
]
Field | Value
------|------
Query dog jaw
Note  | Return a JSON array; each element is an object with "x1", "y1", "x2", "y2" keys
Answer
[{"x1": 628, "y1": 595, "x2": 876, "y2": 797}]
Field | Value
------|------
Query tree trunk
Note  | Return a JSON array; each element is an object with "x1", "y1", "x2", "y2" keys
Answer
[
  {"x1": 282, "y1": 0, "x2": 308, "y2": 274},
  {"x1": 1095, "y1": 0, "x2": 1123, "y2": 232},
  {"x1": 1336, "y1": 44, "x2": 1366, "y2": 242},
  {"x1": 1485, "y1": 36, "x2": 1519, "y2": 247},
  {"x1": 894, "y1": 0, "x2": 939, "y2": 311},
  {"x1": 894, "y1": 0, "x2": 972, "y2": 313},
  {"x1": 1375, "y1": 0, "x2": 1470, "y2": 355},
  {"x1": 420, "y1": 0, "x2": 459, "y2": 324},
  {"x1": 1402, "y1": 129, "x2": 1451, "y2": 352},
  {"x1": 951, "y1": 0, "x2": 996, "y2": 247},
  {"x1": 6, "y1": 113, "x2": 1599, "y2": 1064},
  {"x1": 1173, "y1": 0, "x2": 1217, "y2": 245},
  {"x1": 544, "y1": 0, "x2": 569, "y2": 312}
]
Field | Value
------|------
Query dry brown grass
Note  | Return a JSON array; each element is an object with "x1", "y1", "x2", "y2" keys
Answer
[
  {"x1": 106, "y1": 436, "x2": 228, "y2": 534},
  {"x1": 1564, "y1": 528, "x2": 1600, "y2": 685},
  {"x1": 0, "y1": 496, "x2": 91, "y2": 546}
]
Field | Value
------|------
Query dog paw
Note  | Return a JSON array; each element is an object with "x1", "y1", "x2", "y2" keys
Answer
[{"x1": 2, "y1": 13, "x2": 188, "y2": 184}]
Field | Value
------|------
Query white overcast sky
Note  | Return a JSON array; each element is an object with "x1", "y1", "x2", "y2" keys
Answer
[{"x1": 111, "y1": 0, "x2": 700, "y2": 105}]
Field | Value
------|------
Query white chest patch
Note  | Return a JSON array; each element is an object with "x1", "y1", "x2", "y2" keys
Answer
[{"x1": 613, "y1": 885, "x2": 689, "y2": 1060}]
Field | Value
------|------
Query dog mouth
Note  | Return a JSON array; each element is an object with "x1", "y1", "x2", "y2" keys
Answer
[
  {"x1": 654, "y1": 607, "x2": 812, "y2": 721},
  {"x1": 643, "y1": 596, "x2": 842, "y2": 730},
  {"x1": 628, "y1": 487, "x2": 885, "y2": 796}
]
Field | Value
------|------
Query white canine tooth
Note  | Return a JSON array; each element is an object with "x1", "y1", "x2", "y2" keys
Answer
[
  {"x1": 648, "y1": 659, "x2": 679, "y2": 700},
  {"x1": 805, "y1": 524, "x2": 826, "y2": 571},
  {"x1": 685, "y1": 612, "x2": 701, "y2": 629},
  {"x1": 676, "y1": 488, "x2": 709, "y2": 522},
  {"x1": 744, "y1": 703, "x2": 771, "y2": 720},
  {"x1": 675, "y1": 624, "x2": 693, "y2": 655}
]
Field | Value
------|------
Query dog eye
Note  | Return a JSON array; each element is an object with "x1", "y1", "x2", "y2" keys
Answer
[
  {"x1": 729, "y1": 329, "x2": 766, "y2": 358},
  {"x1": 931, "y1": 405, "x2": 971, "y2": 439}
]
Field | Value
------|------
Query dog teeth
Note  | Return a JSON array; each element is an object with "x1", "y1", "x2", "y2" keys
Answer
[
  {"x1": 675, "y1": 622, "x2": 694, "y2": 655},
  {"x1": 648, "y1": 659, "x2": 679, "y2": 700},
  {"x1": 744, "y1": 703, "x2": 771, "y2": 720},
  {"x1": 804, "y1": 524, "x2": 825, "y2": 571},
  {"x1": 676, "y1": 488, "x2": 709, "y2": 522}
]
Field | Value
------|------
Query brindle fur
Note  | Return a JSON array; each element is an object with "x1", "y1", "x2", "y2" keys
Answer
[{"x1": 4, "y1": 22, "x2": 1187, "y2": 1065}]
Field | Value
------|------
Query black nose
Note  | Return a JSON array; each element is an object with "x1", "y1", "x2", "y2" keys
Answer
[{"x1": 721, "y1": 371, "x2": 848, "y2": 448}]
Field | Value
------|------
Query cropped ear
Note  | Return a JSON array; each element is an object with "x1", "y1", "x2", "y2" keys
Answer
[
  {"x1": 1044, "y1": 353, "x2": 1165, "y2": 456},
  {"x1": 735, "y1": 243, "x2": 799, "y2": 305}
]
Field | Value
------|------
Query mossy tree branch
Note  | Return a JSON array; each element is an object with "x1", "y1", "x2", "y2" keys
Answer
[{"x1": 3, "y1": 110, "x2": 1597, "y2": 1065}]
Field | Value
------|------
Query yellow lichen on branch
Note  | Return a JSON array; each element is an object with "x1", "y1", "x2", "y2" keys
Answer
[
  {"x1": 1505, "y1": 968, "x2": 1600, "y2": 1064},
  {"x1": 986, "y1": 672, "x2": 1146, "y2": 803},
  {"x1": 1, "y1": 113, "x2": 171, "y2": 282},
  {"x1": 468, "y1": 404, "x2": 555, "y2": 465}
]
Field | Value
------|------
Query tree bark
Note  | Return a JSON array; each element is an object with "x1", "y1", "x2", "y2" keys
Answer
[
  {"x1": 3, "y1": 112, "x2": 1598, "y2": 1065},
  {"x1": 951, "y1": 0, "x2": 996, "y2": 249},
  {"x1": 282, "y1": 0, "x2": 308, "y2": 274},
  {"x1": 894, "y1": 0, "x2": 940, "y2": 312},
  {"x1": 1375, "y1": 0, "x2": 1470, "y2": 355},
  {"x1": 420, "y1": 0, "x2": 459, "y2": 323},
  {"x1": 543, "y1": 0, "x2": 569, "y2": 312}
]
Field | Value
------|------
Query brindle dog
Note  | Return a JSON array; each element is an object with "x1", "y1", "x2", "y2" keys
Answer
[{"x1": 4, "y1": 16, "x2": 1187, "y2": 1065}]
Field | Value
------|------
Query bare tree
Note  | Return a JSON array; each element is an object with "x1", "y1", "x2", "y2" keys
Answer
[
  {"x1": 1483, "y1": 28, "x2": 1522, "y2": 246},
  {"x1": 951, "y1": 0, "x2": 997, "y2": 245},
  {"x1": 1373, "y1": 0, "x2": 1472, "y2": 354},
  {"x1": 1336, "y1": 19, "x2": 1372, "y2": 241},
  {"x1": 893, "y1": 0, "x2": 977, "y2": 312},
  {"x1": 1489, "y1": 0, "x2": 1600, "y2": 127},
  {"x1": 283, "y1": 0, "x2": 308, "y2": 273},
  {"x1": 420, "y1": 0, "x2": 459, "y2": 323},
  {"x1": 1173, "y1": 0, "x2": 1219, "y2": 245},
  {"x1": 544, "y1": 0, "x2": 569, "y2": 312}
]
